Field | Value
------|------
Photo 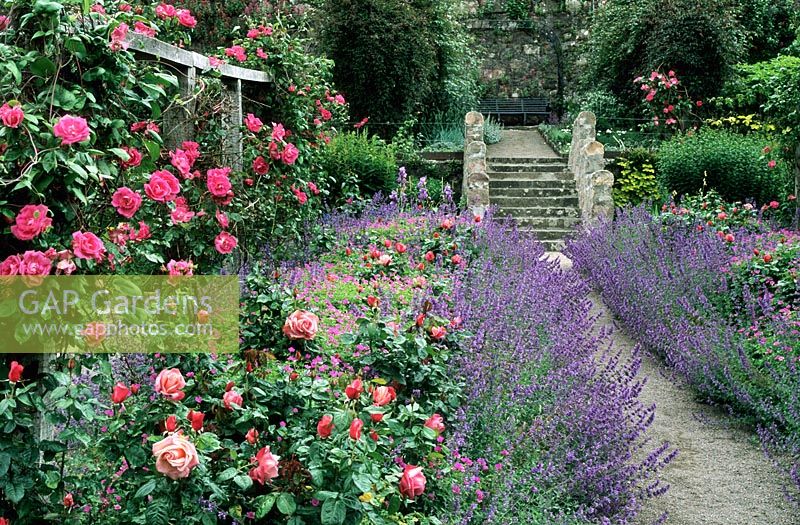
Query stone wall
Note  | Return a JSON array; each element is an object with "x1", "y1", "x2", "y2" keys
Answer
[
  {"x1": 568, "y1": 111, "x2": 614, "y2": 222},
  {"x1": 463, "y1": 111, "x2": 489, "y2": 217},
  {"x1": 464, "y1": 0, "x2": 593, "y2": 101}
]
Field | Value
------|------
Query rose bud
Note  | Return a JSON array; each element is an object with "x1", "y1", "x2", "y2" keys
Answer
[{"x1": 165, "y1": 415, "x2": 178, "y2": 433}]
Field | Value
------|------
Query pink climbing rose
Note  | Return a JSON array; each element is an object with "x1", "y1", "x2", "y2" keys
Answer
[
  {"x1": 10, "y1": 204, "x2": 52, "y2": 241},
  {"x1": 53, "y1": 115, "x2": 91, "y2": 145},
  {"x1": 206, "y1": 168, "x2": 233, "y2": 198},
  {"x1": 214, "y1": 231, "x2": 238, "y2": 254},
  {"x1": 111, "y1": 187, "x2": 142, "y2": 219},
  {"x1": 245, "y1": 113, "x2": 263, "y2": 133},
  {"x1": 72, "y1": 231, "x2": 106, "y2": 261},
  {"x1": 0, "y1": 103, "x2": 24, "y2": 128},
  {"x1": 144, "y1": 170, "x2": 181, "y2": 202},
  {"x1": 282, "y1": 143, "x2": 299, "y2": 165}
]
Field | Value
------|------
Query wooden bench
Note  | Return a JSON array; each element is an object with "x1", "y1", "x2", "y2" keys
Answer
[{"x1": 478, "y1": 97, "x2": 550, "y2": 125}]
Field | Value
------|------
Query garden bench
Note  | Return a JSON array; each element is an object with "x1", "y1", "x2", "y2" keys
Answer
[{"x1": 478, "y1": 97, "x2": 550, "y2": 125}]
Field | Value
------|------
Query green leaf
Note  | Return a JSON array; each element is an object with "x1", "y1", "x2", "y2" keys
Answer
[
  {"x1": 143, "y1": 139, "x2": 160, "y2": 162},
  {"x1": 6, "y1": 62, "x2": 21, "y2": 84},
  {"x1": 217, "y1": 467, "x2": 238, "y2": 482},
  {"x1": 65, "y1": 37, "x2": 88, "y2": 59},
  {"x1": 0, "y1": 453, "x2": 10, "y2": 476},
  {"x1": 143, "y1": 252, "x2": 166, "y2": 264},
  {"x1": 276, "y1": 492, "x2": 296, "y2": 515},
  {"x1": 255, "y1": 493, "x2": 277, "y2": 518},
  {"x1": 5, "y1": 482, "x2": 24, "y2": 504},
  {"x1": 30, "y1": 56, "x2": 57, "y2": 78},
  {"x1": 321, "y1": 498, "x2": 346, "y2": 525},
  {"x1": 146, "y1": 497, "x2": 170, "y2": 525},
  {"x1": 233, "y1": 474, "x2": 253, "y2": 490},
  {"x1": 351, "y1": 474, "x2": 372, "y2": 493},
  {"x1": 134, "y1": 479, "x2": 157, "y2": 499},
  {"x1": 195, "y1": 432, "x2": 221, "y2": 453}
]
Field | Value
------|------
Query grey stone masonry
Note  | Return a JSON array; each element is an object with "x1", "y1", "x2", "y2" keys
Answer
[
  {"x1": 568, "y1": 111, "x2": 614, "y2": 222},
  {"x1": 463, "y1": 112, "x2": 489, "y2": 217}
]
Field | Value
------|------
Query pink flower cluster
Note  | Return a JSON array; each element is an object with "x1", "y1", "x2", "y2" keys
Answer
[{"x1": 155, "y1": 3, "x2": 197, "y2": 28}]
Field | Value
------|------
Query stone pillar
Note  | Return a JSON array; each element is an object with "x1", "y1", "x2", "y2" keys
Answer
[
  {"x1": 220, "y1": 78, "x2": 244, "y2": 171},
  {"x1": 162, "y1": 65, "x2": 197, "y2": 150},
  {"x1": 463, "y1": 112, "x2": 489, "y2": 217},
  {"x1": 568, "y1": 111, "x2": 614, "y2": 223},
  {"x1": 795, "y1": 142, "x2": 799, "y2": 203}
]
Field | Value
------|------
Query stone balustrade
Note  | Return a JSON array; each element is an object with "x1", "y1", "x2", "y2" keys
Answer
[
  {"x1": 463, "y1": 111, "x2": 489, "y2": 217},
  {"x1": 568, "y1": 111, "x2": 614, "y2": 222}
]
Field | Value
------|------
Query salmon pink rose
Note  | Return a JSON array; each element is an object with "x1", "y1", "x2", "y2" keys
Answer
[
  {"x1": 187, "y1": 410, "x2": 204, "y2": 431},
  {"x1": 249, "y1": 446, "x2": 280, "y2": 485},
  {"x1": 154, "y1": 368, "x2": 186, "y2": 401},
  {"x1": 145, "y1": 170, "x2": 181, "y2": 202},
  {"x1": 282, "y1": 310, "x2": 319, "y2": 340},
  {"x1": 111, "y1": 187, "x2": 142, "y2": 218},
  {"x1": 11, "y1": 204, "x2": 51, "y2": 240},
  {"x1": 214, "y1": 231, "x2": 238, "y2": 254},
  {"x1": 430, "y1": 326, "x2": 446, "y2": 340},
  {"x1": 244, "y1": 113, "x2": 263, "y2": 133},
  {"x1": 164, "y1": 415, "x2": 178, "y2": 432},
  {"x1": 317, "y1": 414, "x2": 334, "y2": 438},
  {"x1": 111, "y1": 382, "x2": 131, "y2": 404},
  {"x1": 223, "y1": 389, "x2": 243, "y2": 410},
  {"x1": 8, "y1": 361, "x2": 23, "y2": 383},
  {"x1": 424, "y1": 414, "x2": 445, "y2": 435},
  {"x1": 345, "y1": 378, "x2": 364, "y2": 400},
  {"x1": 72, "y1": 231, "x2": 106, "y2": 261},
  {"x1": 349, "y1": 418, "x2": 363, "y2": 440},
  {"x1": 246, "y1": 428, "x2": 259, "y2": 444},
  {"x1": 372, "y1": 386, "x2": 396, "y2": 406},
  {"x1": 53, "y1": 115, "x2": 91, "y2": 145},
  {"x1": 152, "y1": 433, "x2": 199, "y2": 480},
  {"x1": 399, "y1": 464, "x2": 426, "y2": 499}
]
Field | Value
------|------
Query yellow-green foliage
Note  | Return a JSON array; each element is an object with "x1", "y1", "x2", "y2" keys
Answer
[
  {"x1": 705, "y1": 114, "x2": 781, "y2": 134},
  {"x1": 611, "y1": 149, "x2": 660, "y2": 207}
]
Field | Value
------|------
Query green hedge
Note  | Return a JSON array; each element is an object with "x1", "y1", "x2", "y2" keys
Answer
[{"x1": 321, "y1": 132, "x2": 398, "y2": 202}]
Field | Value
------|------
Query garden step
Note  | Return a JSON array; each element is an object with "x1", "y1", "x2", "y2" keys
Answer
[
  {"x1": 495, "y1": 206, "x2": 580, "y2": 218},
  {"x1": 488, "y1": 156, "x2": 565, "y2": 164},
  {"x1": 490, "y1": 195, "x2": 579, "y2": 208},
  {"x1": 501, "y1": 216, "x2": 582, "y2": 229},
  {"x1": 490, "y1": 186, "x2": 577, "y2": 198},
  {"x1": 489, "y1": 178, "x2": 575, "y2": 189},
  {"x1": 488, "y1": 171, "x2": 574, "y2": 181},
  {"x1": 517, "y1": 228, "x2": 576, "y2": 241},
  {"x1": 489, "y1": 163, "x2": 568, "y2": 173}
]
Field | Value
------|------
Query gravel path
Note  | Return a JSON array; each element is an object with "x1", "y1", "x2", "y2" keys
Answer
[
  {"x1": 546, "y1": 253, "x2": 798, "y2": 525},
  {"x1": 486, "y1": 128, "x2": 560, "y2": 159}
]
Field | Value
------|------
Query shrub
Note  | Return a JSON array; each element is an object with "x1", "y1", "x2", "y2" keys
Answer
[
  {"x1": 656, "y1": 130, "x2": 790, "y2": 203},
  {"x1": 321, "y1": 131, "x2": 397, "y2": 202},
  {"x1": 586, "y1": 0, "x2": 744, "y2": 111},
  {"x1": 321, "y1": 0, "x2": 477, "y2": 129},
  {"x1": 610, "y1": 148, "x2": 660, "y2": 207},
  {"x1": 566, "y1": 89, "x2": 628, "y2": 130}
]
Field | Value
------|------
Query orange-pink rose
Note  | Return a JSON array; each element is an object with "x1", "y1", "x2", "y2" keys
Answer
[
  {"x1": 223, "y1": 389, "x2": 243, "y2": 410},
  {"x1": 399, "y1": 464, "x2": 426, "y2": 499},
  {"x1": 248, "y1": 446, "x2": 280, "y2": 485},
  {"x1": 152, "y1": 433, "x2": 199, "y2": 479},
  {"x1": 154, "y1": 368, "x2": 186, "y2": 401},
  {"x1": 424, "y1": 413, "x2": 445, "y2": 435},
  {"x1": 282, "y1": 310, "x2": 319, "y2": 340},
  {"x1": 372, "y1": 386, "x2": 396, "y2": 406}
]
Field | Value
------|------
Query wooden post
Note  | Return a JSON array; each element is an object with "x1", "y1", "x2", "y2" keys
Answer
[
  {"x1": 220, "y1": 78, "x2": 243, "y2": 171},
  {"x1": 163, "y1": 65, "x2": 197, "y2": 150}
]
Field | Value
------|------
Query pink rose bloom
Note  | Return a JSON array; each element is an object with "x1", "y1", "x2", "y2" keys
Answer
[
  {"x1": 119, "y1": 3, "x2": 132, "y2": 12},
  {"x1": 166, "y1": 259, "x2": 193, "y2": 276},
  {"x1": 424, "y1": 414, "x2": 445, "y2": 435},
  {"x1": 208, "y1": 56, "x2": 225, "y2": 68},
  {"x1": 111, "y1": 187, "x2": 142, "y2": 219},
  {"x1": 176, "y1": 9, "x2": 196, "y2": 28},
  {"x1": 268, "y1": 141, "x2": 281, "y2": 160},
  {"x1": 169, "y1": 149, "x2": 193, "y2": 177},
  {"x1": 317, "y1": 414, "x2": 334, "y2": 438},
  {"x1": 72, "y1": 231, "x2": 106, "y2": 261},
  {"x1": 154, "y1": 368, "x2": 186, "y2": 401},
  {"x1": 249, "y1": 446, "x2": 280, "y2": 485},
  {"x1": 0, "y1": 255, "x2": 22, "y2": 276},
  {"x1": 109, "y1": 23, "x2": 129, "y2": 52},
  {"x1": 244, "y1": 113, "x2": 263, "y2": 133},
  {"x1": 257, "y1": 48, "x2": 268, "y2": 59},
  {"x1": 215, "y1": 209, "x2": 229, "y2": 228},
  {"x1": 0, "y1": 15, "x2": 9, "y2": 31},
  {"x1": 19, "y1": 250, "x2": 52, "y2": 277},
  {"x1": 91, "y1": 4, "x2": 106, "y2": 14},
  {"x1": 144, "y1": 170, "x2": 181, "y2": 202},
  {"x1": 11, "y1": 204, "x2": 51, "y2": 241},
  {"x1": 152, "y1": 433, "x2": 199, "y2": 480},
  {"x1": 282, "y1": 143, "x2": 299, "y2": 165},
  {"x1": 399, "y1": 465, "x2": 426, "y2": 499},
  {"x1": 155, "y1": 3, "x2": 177, "y2": 19},
  {"x1": 134, "y1": 221, "x2": 151, "y2": 241},
  {"x1": 214, "y1": 231, "x2": 238, "y2": 254},
  {"x1": 271, "y1": 123, "x2": 286, "y2": 142},
  {"x1": 292, "y1": 187, "x2": 307, "y2": 205},
  {"x1": 349, "y1": 418, "x2": 363, "y2": 440},
  {"x1": 252, "y1": 155, "x2": 269, "y2": 175},
  {"x1": 345, "y1": 378, "x2": 363, "y2": 400},
  {"x1": 378, "y1": 254, "x2": 392, "y2": 266},
  {"x1": 120, "y1": 146, "x2": 143, "y2": 168},
  {"x1": 768, "y1": 160, "x2": 777, "y2": 169},
  {"x1": 134, "y1": 22, "x2": 157, "y2": 37},
  {"x1": 222, "y1": 389, "x2": 243, "y2": 410},
  {"x1": 307, "y1": 181, "x2": 319, "y2": 195},
  {"x1": 53, "y1": 115, "x2": 91, "y2": 145},
  {"x1": 430, "y1": 326, "x2": 446, "y2": 340},
  {"x1": 170, "y1": 197, "x2": 195, "y2": 224},
  {"x1": 181, "y1": 141, "x2": 201, "y2": 163},
  {"x1": 334, "y1": 94, "x2": 346, "y2": 105},
  {"x1": 224, "y1": 46, "x2": 247, "y2": 62},
  {"x1": 1, "y1": 103, "x2": 24, "y2": 128},
  {"x1": 247, "y1": 28, "x2": 261, "y2": 39},
  {"x1": 206, "y1": 168, "x2": 232, "y2": 198},
  {"x1": 282, "y1": 310, "x2": 320, "y2": 340},
  {"x1": 372, "y1": 386, "x2": 396, "y2": 407},
  {"x1": 320, "y1": 108, "x2": 332, "y2": 121}
]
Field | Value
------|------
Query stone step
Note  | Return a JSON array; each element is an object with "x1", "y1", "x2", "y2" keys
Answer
[
  {"x1": 496, "y1": 216, "x2": 582, "y2": 229},
  {"x1": 489, "y1": 163, "x2": 568, "y2": 173},
  {"x1": 518, "y1": 228, "x2": 576, "y2": 241},
  {"x1": 488, "y1": 171, "x2": 574, "y2": 181},
  {"x1": 491, "y1": 186, "x2": 576, "y2": 198},
  {"x1": 496, "y1": 206, "x2": 580, "y2": 218},
  {"x1": 488, "y1": 156, "x2": 565, "y2": 164},
  {"x1": 490, "y1": 178, "x2": 575, "y2": 189},
  {"x1": 491, "y1": 195, "x2": 579, "y2": 208}
]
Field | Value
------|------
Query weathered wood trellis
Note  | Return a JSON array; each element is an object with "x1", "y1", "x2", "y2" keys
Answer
[{"x1": 127, "y1": 34, "x2": 273, "y2": 171}]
